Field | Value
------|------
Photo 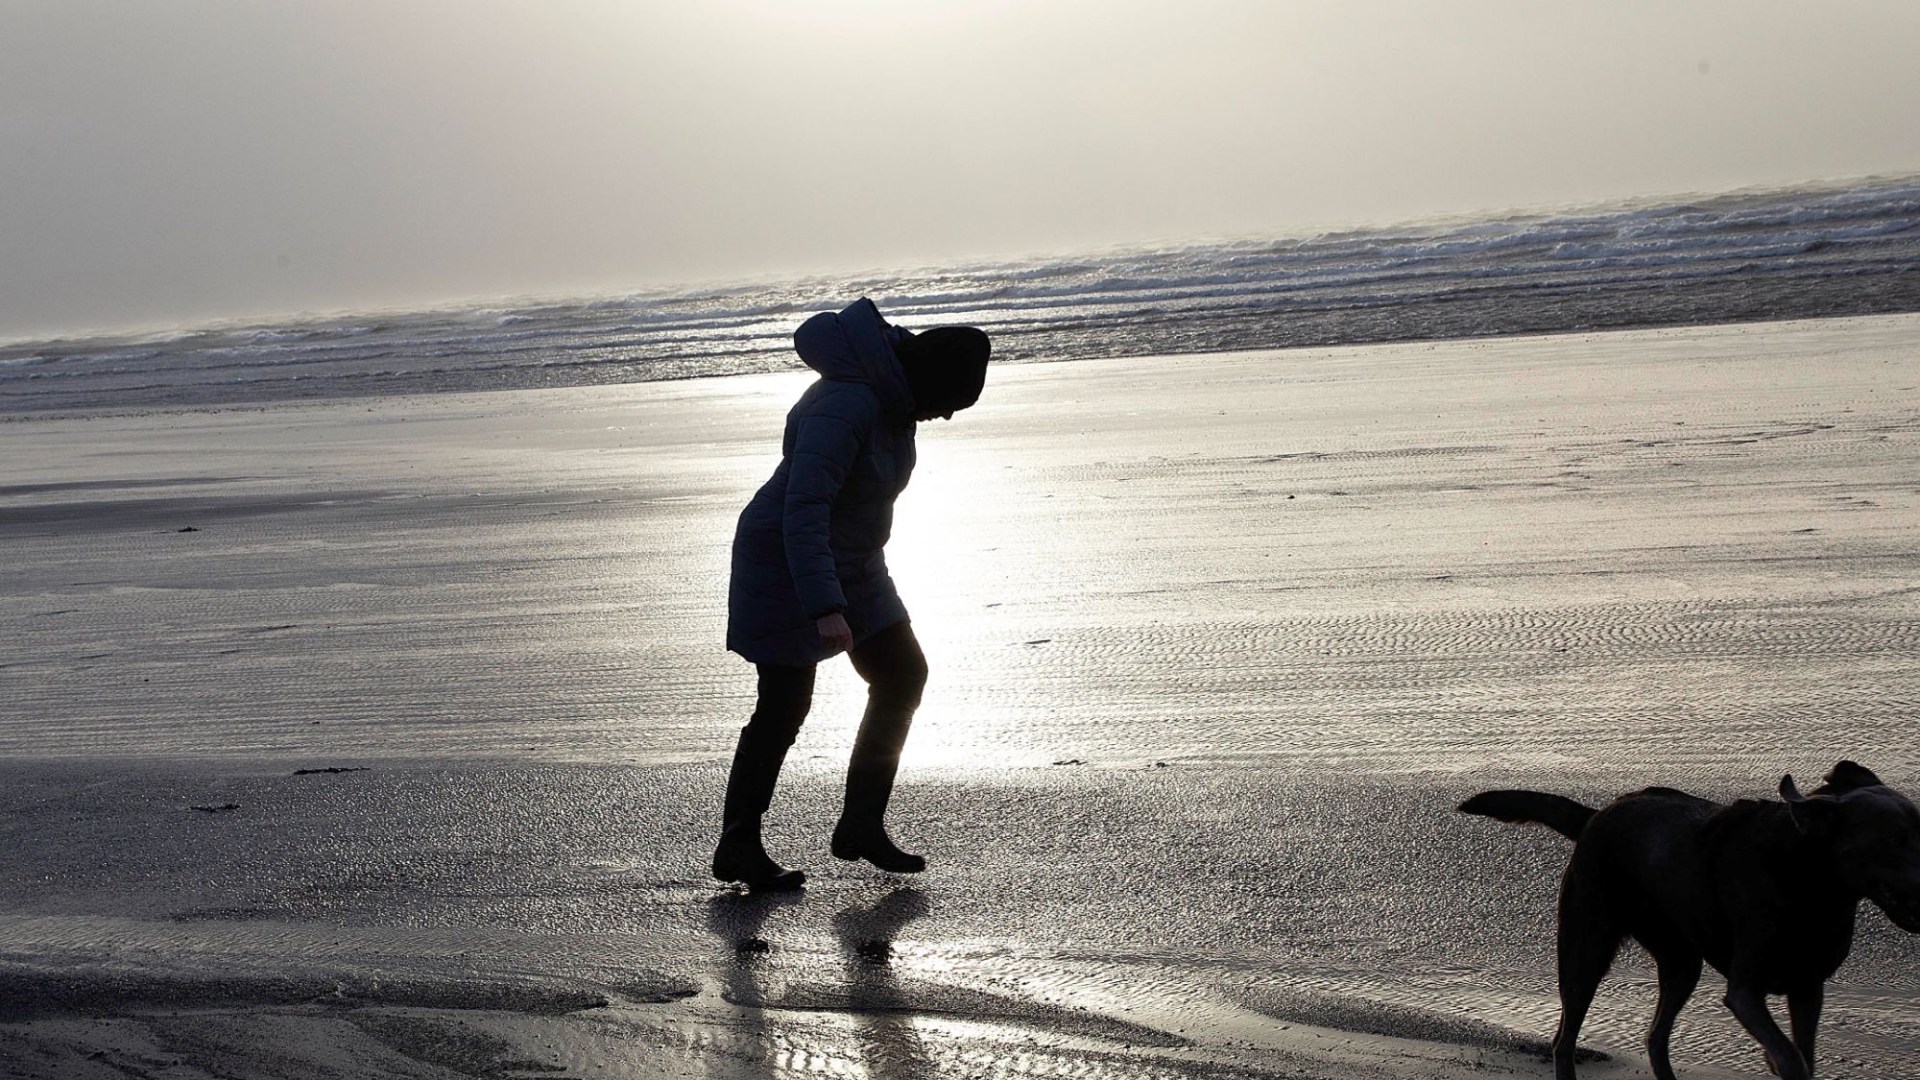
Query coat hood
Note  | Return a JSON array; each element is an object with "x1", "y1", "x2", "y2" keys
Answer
[{"x1": 792, "y1": 298, "x2": 915, "y2": 420}]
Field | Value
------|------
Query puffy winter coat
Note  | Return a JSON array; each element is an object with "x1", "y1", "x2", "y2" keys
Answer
[{"x1": 726, "y1": 298, "x2": 919, "y2": 665}]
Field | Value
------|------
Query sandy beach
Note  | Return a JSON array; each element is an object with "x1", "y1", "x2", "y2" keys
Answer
[{"x1": 3, "y1": 314, "x2": 1918, "y2": 1078}]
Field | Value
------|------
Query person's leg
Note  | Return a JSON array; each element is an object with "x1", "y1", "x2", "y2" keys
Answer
[
  {"x1": 713, "y1": 662, "x2": 814, "y2": 889},
  {"x1": 832, "y1": 621, "x2": 929, "y2": 872}
]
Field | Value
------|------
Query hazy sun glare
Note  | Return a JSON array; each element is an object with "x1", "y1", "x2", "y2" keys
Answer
[{"x1": 878, "y1": 437, "x2": 1037, "y2": 769}]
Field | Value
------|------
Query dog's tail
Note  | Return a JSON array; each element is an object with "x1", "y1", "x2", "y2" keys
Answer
[{"x1": 1458, "y1": 790, "x2": 1596, "y2": 841}]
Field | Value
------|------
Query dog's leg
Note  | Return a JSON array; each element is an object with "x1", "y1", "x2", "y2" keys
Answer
[
  {"x1": 1724, "y1": 983, "x2": 1810, "y2": 1080},
  {"x1": 1786, "y1": 984, "x2": 1823, "y2": 1076},
  {"x1": 1646, "y1": 951, "x2": 1701, "y2": 1080},
  {"x1": 1553, "y1": 880, "x2": 1619, "y2": 1080}
]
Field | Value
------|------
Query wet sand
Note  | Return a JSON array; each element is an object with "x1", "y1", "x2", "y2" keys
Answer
[{"x1": 2, "y1": 314, "x2": 1918, "y2": 1077}]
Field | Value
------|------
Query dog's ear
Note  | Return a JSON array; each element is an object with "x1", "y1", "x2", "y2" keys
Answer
[
  {"x1": 1824, "y1": 760, "x2": 1882, "y2": 791},
  {"x1": 1781, "y1": 773, "x2": 1840, "y2": 835}
]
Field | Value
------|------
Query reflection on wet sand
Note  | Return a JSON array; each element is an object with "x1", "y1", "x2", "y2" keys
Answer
[
  {"x1": 701, "y1": 888, "x2": 934, "y2": 1079},
  {"x1": 834, "y1": 889, "x2": 935, "y2": 1079},
  {"x1": 705, "y1": 889, "x2": 803, "y2": 1077}
]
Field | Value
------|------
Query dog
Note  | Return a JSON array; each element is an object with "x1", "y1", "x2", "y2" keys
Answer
[{"x1": 1459, "y1": 761, "x2": 1920, "y2": 1080}]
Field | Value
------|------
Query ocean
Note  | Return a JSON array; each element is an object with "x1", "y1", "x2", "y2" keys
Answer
[{"x1": 4, "y1": 175, "x2": 1918, "y2": 416}]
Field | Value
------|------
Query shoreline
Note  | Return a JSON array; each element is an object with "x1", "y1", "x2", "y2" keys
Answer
[{"x1": 2, "y1": 306, "x2": 1916, "y2": 423}]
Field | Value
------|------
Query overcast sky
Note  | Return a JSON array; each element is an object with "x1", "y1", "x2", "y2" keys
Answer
[{"x1": 4, "y1": 0, "x2": 1918, "y2": 339}]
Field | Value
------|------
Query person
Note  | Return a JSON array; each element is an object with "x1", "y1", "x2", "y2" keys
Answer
[{"x1": 715, "y1": 297, "x2": 991, "y2": 891}]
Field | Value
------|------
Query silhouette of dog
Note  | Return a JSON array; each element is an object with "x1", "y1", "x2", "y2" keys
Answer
[{"x1": 1460, "y1": 761, "x2": 1920, "y2": 1080}]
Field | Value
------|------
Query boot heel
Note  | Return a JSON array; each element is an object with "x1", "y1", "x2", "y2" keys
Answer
[
  {"x1": 831, "y1": 820, "x2": 926, "y2": 874},
  {"x1": 713, "y1": 823, "x2": 807, "y2": 891}
]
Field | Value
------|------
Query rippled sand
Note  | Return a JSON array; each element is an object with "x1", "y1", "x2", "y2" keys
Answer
[{"x1": 2, "y1": 315, "x2": 1917, "y2": 1077}]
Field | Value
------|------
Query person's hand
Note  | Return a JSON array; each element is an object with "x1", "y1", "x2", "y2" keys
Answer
[{"x1": 816, "y1": 612, "x2": 853, "y2": 655}]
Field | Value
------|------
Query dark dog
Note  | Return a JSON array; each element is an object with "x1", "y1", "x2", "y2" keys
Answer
[{"x1": 1460, "y1": 761, "x2": 1920, "y2": 1080}]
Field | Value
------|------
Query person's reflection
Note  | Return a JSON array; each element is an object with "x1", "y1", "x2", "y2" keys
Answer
[
  {"x1": 704, "y1": 890, "x2": 801, "y2": 1077},
  {"x1": 833, "y1": 887, "x2": 934, "y2": 1078}
]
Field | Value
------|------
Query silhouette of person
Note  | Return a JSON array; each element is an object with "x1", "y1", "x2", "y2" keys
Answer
[{"x1": 715, "y1": 298, "x2": 991, "y2": 890}]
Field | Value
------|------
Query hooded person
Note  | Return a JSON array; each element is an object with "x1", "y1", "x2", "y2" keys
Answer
[{"x1": 715, "y1": 298, "x2": 991, "y2": 890}]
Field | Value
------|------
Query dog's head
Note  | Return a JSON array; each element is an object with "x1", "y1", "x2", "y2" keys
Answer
[{"x1": 1781, "y1": 761, "x2": 1920, "y2": 932}]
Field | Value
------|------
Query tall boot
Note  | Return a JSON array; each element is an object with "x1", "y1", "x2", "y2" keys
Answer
[
  {"x1": 713, "y1": 818, "x2": 805, "y2": 891},
  {"x1": 830, "y1": 701, "x2": 925, "y2": 874},
  {"x1": 713, "y1": 724, "x2": 805, "y2": 890}
]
